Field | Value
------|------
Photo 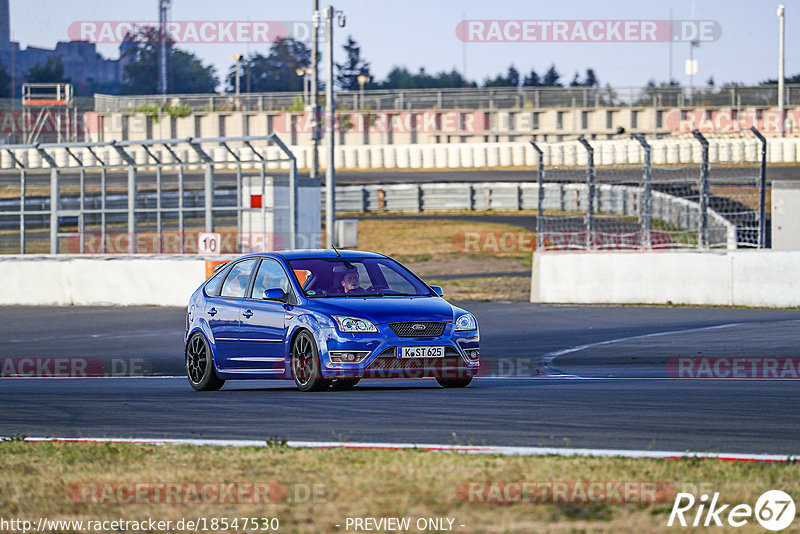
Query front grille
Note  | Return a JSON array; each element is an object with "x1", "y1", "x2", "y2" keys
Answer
[
  {"x1": 366, "y1": 356, "x2": 465, "y2": 371},
  {"x1": 388, "y1": 321, "x2": 446, "y2": 337}
]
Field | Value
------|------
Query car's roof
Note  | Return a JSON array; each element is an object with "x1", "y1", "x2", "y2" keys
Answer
[{"x1": 240, "y1": 249, "x2": 389, "y2": 261}]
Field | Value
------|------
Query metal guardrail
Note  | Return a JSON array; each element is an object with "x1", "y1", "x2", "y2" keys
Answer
[
  {"x1": 0, "y1": 135, "x2": 298, "y2": 254},
  {"x1": 92, "y1": 84, "x2": 800, "y2": 113},
  {"x1": 323, "y1": 181, "x2": 738, "y2": 250}
]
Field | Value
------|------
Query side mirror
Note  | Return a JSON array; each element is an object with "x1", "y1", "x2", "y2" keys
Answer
[
  {"x1": 431, "y1": 286, "x2": 444, "y2": 297},
  {"x1": 263, "y1": 288, "x2": 286, "y2": 302}
]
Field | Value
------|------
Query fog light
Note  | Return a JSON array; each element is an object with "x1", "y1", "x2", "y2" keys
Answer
[
  {"x1": 330, "y1": 351, "x2": 369, "y2": 364},
  {"x1": 466, "y1": 349, "x2": 480, "y2": 360}
]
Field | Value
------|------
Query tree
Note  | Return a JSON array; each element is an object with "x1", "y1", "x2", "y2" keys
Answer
[
  {"x1": 584, "y1": 68, "x2": 598, "y2": 87},
  {"x1": 542, "y1": 64, "x2": 562, "y2": 86},
  {"x1": 0, "y1": 60, "x2": 10, "y2": 97},
  {"x1": 522, "y1": 68, "x2": 541, "y2": 87},
  {"x1": 25, "y1": 56, "x2": 70, "y2": 84},
  {"x1": 506, "y1": 65, "x2": 519, "y2": 87},
  {"x1": 121, "y1": 26, "x2": 217, "y2": 94},
  {"x1": 378, "y1": 66, "x2": 473, "y2": 89},
  {"x1": 760, "y1": 73, "x2": 800, "y2": 85},
  {"x1": 483, "y1": 73, "x2": 510, "y2": 87},
  {"x1": 570, "y1": 68, "x2": 599, "y2": 87},
  {"x1": 483, "y1": 64, "x2": 519, "y2": 87},
  {"x1": 226, "y1": 37, "x2": 310, "y2": 92},
  {"x1": 335, "y1": 35, "x2": 374, "y2": 90}
]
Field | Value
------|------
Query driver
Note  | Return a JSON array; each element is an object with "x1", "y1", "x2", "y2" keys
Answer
[{"x1": 341, "y1": 270, "x2": 365, "y2": 294}]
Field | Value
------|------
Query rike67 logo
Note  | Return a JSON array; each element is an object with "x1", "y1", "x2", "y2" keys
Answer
[{"x1": 668, "y1": 490, "x2": 795, "y2": 531}]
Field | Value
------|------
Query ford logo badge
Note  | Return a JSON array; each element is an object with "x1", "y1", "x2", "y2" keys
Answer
[{"x1": 411, "y1": 324, "x2": 426, "y2": 330}]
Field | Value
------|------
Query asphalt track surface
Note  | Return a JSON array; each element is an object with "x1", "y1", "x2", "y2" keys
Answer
[{"x1": 2, "y1": 303, "x2": 799, "y2": 454}]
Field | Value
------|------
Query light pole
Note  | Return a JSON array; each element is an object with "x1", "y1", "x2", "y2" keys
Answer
[
  {"x1": 310, "y1": 1, "x2": 320, "y2": 179},
  {"x1": 233, "y1": 54, "x2": 242, "y2": 110},
  {"x1": 296, "y1": 67, "x2": 311, "y2": 105},
  {"x1": 778, "y1": 4, "x2": 786, "y2": 137},
  {"x1": 687, "y1": 39, "x2": 700, "y2": 103},
  {"x1": 324, "y1": 5, "x2": 345, "y2": 249},
  {"x1": 357, "y1": 74, "x2": 370, "y2": 109}
]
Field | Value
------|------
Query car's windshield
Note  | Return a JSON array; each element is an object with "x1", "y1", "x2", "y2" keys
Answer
[{"x1": 288, "y1": 257, "x2": 432, "y2": 298}]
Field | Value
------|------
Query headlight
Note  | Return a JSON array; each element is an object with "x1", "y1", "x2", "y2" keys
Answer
[
  {"x1": 454, "y1": 313, "x2": 477, "y2": 331},
  {"x1": 333, "y1": 315, "x2": 378, "y2": 333}
]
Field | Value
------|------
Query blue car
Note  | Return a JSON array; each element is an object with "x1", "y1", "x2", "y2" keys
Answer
[{"x1": 185, "y1": 250, "x2": 480, "y2": 391}]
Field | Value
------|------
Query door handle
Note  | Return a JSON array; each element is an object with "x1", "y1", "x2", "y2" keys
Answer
[
  {"x1": 242, "y1": 309, "x2": 253, "y2": 319},
  {"x1": 208, "y1": 307, "x2": 217, "y2": 316}
]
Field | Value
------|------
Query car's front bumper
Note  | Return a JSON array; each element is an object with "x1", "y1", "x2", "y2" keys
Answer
[{"x1": 313, "y1": 323, "x2": 480, "y2": 379}]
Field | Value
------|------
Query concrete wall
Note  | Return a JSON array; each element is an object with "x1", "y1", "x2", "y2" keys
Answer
[
  {"x1": 89, "y1": 106, "x2": 800, "y2": 146},
  {"x1": 0, "y1": 255, "x2": 232, "y2": 306},
  {"x1": 531, "y1": 251, "x2": 800, "y2": 308},
  {"x1": 5, "y1": 137, "x2": 798, "y2": 171}
]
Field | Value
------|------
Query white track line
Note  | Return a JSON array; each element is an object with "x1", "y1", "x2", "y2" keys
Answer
[
  {"x1": 19, "y1": 437, "x2": 798, "y2": 462},
  {"x1": 540, "y1": 322, "x2": 747, "y2": 365}
]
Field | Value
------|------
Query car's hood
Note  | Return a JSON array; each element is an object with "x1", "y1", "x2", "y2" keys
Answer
[{"x1": 305, "y1": 296, "x2": 456, "y2": 324}]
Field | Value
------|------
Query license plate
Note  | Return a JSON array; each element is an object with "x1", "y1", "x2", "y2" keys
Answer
[{"x1": 397, "y1": 346, "x2": 445, "y2": 358}]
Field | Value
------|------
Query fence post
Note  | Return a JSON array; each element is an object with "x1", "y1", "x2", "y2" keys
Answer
[
  {"x1": 529, "y1": 139, "x2": 544, "y2": 251},
  {"x1": 36, "y1": 145, "x2": 59, "y2": 254},
  {"x1": 691, "y1": 130, "x2": 710, "y2": 249},
  {"x1": 750, "y1": 126, "x2": 767, "y2": 248},
  {"x1": 577, "y1": 136, "x2": 596, "y2": 249},
  {"x1": 8, "y1": 149, "x2": 28, "y2": 254},
  {"x1": 633, "y1": 134, "x2": 652, "y2": 249},
  {"x1": 188, "y1": 138, "x2": 215, "y2": 233},
  {"x1": 111, "y1": 142, "x2": 138, "y2": 253},
  {"x1": 267, "y1": 133, "x2": 298, "y2": 249}
]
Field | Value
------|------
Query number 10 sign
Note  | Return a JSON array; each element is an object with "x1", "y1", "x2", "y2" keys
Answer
[{"x1": 198, "y1": 233, "x2": 221, "y2": 255}]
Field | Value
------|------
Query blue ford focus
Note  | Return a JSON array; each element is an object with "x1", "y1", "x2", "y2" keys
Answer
[{"x1": 185, "y1": 250, "x2": 480, "y2": 392}]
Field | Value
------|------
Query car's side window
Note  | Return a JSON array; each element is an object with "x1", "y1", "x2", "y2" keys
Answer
[
  {"x1": 377, "y1": 263, "x2": 416, "y2": 294},
  {"x1": 204, "y1": 268, "x2": 227, "y2": 297},
  {"x1": 251, "y1": 258, "x2": 291, "y2": 299},
  {"x1": 219, "y1": 259, "x2": 257, "y2": 298}
]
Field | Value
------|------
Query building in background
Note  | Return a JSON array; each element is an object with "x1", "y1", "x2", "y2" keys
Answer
[{"x1": 0, "y1": 0, "x2": 124, "y2": 96}]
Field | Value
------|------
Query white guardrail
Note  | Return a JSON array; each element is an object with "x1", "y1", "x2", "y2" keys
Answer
[
  {"x1": 2, "y1": 138, "x2": 798, "y2": 170},
  {"x1": 531, "y1": 251, "x2": 800, "y2": 307},
  {"x1": 330, "y1": 182, "x2": 737, "y2": 249}
]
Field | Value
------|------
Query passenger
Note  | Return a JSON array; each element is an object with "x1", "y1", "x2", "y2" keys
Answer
[{"x1": 227, "y1": 273, "x2": 250, "y2": 296}]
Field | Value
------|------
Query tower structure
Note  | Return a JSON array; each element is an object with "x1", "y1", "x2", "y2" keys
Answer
[{"x1": 158, "y1": 0, "x2": 170, "y2": 94}]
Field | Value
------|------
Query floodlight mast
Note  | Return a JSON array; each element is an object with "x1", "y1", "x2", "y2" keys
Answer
[{"x1": 158, "y1": 0, "x2": 171, "y2": 95}]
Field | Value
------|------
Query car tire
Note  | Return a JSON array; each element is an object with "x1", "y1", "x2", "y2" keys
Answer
[
  {"x1": 436, "y1": 376, "x2": 473, "y2": 388},
  {"x1": 291, "y1": 331, "x2": 329, "y2": 392},
  {"x1": 186, "y1": 332, "x2": 225, "y2": 391},
  {"x1": 330, "y1": 378, "x2": 360, "y2": 390}
]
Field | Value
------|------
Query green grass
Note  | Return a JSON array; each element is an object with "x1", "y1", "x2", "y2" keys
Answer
[{"x1": 1, "y1": 441, "x2": 798, "y2": 533}]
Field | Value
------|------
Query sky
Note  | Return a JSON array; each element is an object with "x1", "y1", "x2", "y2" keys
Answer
[{"x1": 9, "y1": 0, "x2": 799, "y2": 89}]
